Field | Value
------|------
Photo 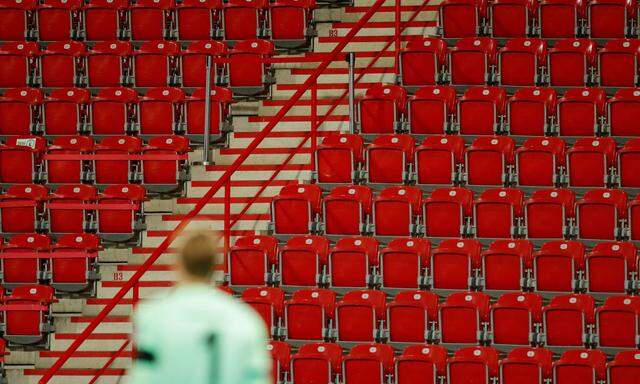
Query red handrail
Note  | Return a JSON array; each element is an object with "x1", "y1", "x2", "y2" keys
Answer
[
  {"x1": 87, "y1": 339, "x2": 131, "y2": 384},
  {"x1": 39, "y1": 0, "x2": 388, "y2": 381}
]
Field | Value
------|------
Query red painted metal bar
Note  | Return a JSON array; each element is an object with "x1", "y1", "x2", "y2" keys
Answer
[
  {"x1": 40, "y1": 1, "x2": 387, "y2": 381},
  {"x1": 87, "y1": 339, "x2": 130, "y2": 384},
  {"x1": 395, "y1": 0, "x2": 401, "y2": 72}
]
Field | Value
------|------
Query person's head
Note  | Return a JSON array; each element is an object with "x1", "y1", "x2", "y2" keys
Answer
[{"x1": 176, "y1": 231, "x2": 221, "y2": 284}]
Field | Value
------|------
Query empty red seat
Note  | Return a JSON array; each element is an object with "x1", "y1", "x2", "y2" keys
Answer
[
  {"x1": 0, "y1": 0, "x2": 37, "y2": 41},
  {"x1": 538, "y1": 0, "x2": 586, "y2": 38},
  {"x1": 96, "y1": 184, "x2": 146, "y2": 243},
  {"x1": 328, "y1": 236, "x2": 378, "y2": 290},
  {"x1": 438, "y1": 291, "x2": 490, "y2": 345},
  {"x1": 0, "y1": 88, "x2": 42, "y2": 136},
  {"x1": 608, "y1": 350, "x2": 640, "y2": 384},
  {"x1": 365, "y1": 134, "x2": 414, "y2": 184},
  {"x1": 596, "y1": 296, "x2": 640, "y2": 349},
  {"x1": 84, "y1": 0, "x2": 129, "y2": 41},
  {"x1": 599, "y1": 39, "x2": 640, "y2": 88},
  {"x1": 0, "y1": 136, "x2": 46, "y2": 184},
  {"x1": 534, "y1": 240, "x2": 585, "y2": 293},
  {"x1": 227, "y1": 235, "x2": 278, "y2": 287},
  {"x1": 498, "y1": 38, "x2": 547, "y2": 86},
  {"x1": 547, "y1": 38, "x2": 597, "y2": 87},
  {"x1": 176, "y1": 0, "x2": 221, "y2": 40},
  {"x1": 42, "y1": 88, "x2": 90, "y2": 136},
  {"x1": 576, "y1": 188, "x2": 627, "y2": 241},
  {"x1": 473, "y1": 188, "x2": 524, "y2": 239},
  {"x1": 180, "y1": 41, "x2": 228, "y2": 88},
  {"x1": 465, "y1": 136, "x2": 515, "y2": 187},
  {"x1": 358, "y1": 84, "x2": 407, "y2": 135},
  {"x1": 40, "y1": 41, "x2": 86, "y2": 88},
  {"x1": 524, "y1": 188, "x2": 575, "y2": 239},
  {"x1": 447, "y1": 346, "x2": 499, "y2": 384},
  {"x1": 438, "y1": 0, "x2": 487, "y2": 38},
  {"x1": 588, "y1": 0, "x2": 636, "y2": 38},
  {"x1": 44, "y1": 136, "x2": 93, "y2": 184},
  {"x1": 336, "y1": 290, "x2": 386, "y2": 342},
  {"x1": 269, "y1": 0, "x2": 316, "y2": 49},
  {"x1": 507, "y1": 87, "x2": 556, "y2": 137},
  {"x1": 516, "y1": 137, "x2": 565, "y2": 187},
  {"x1": 543, "y1": 294, "x2": 595, "y2": 348},
  {"x1": 129, "y1": 0, "x2": 174, "y2": 41},
  {"x1": 458, "y1": 86, "x2": 506, "y2": 136},
  {"x1": 342, "y1": 344, "x2": 394, "y2": 384},
  {"x1": 395, "y1": 345, "x2": 447, "y2": 384},
  {"x1": 134, "y1": 41, "x2": 180, "y2": 88},
  {"x1": 241, "y1": 287, "x2": 284, "y2": 336},
  {"x1": 387, "y1": 291, "x2": 438, "y2": 344},
  {"x1": 415, "y1": 135, "x2": 464, "y2": 186},
  {"x1": 557, "y1": 88, "x2": 606, "y2": 137},
  {"x1": 0, "y1": 184, "x2": 47, "y2": 235},
  {"x1": 399, "y1": 38, "x2": 447, "y2": 88},
  {"x1": 87, "y1": 41, "x2": 132, "y2": 88},
  {"x1": 228, "y1": 39, "x2": 274, "y2": 96},
  {"x1": 323, "y1": 185, "x2": 372, "y2": 237},
  {"x1": 500, "y1": 347, "x2": 553, "y2": 384},
  {"x1": 139, "y1": 87, "x2": 185, "y2": 136},
  {"x1": 491, "y1": 293, "x2": 542, "y2": 346},
  {"x1": 482, "y1": 240, "x2": 533, "y2": 292},
  {"x1": 490, "y1": 0, "x2": 537, "y2": 37},
  {"x1": 94, "y1": 135, "x2": 142, "y2": 185},
  {"x1": 141, "y1": 135, "x2": 190, "y2": 194},
  {"x1": 423, "y1": 188, "x2": 473, "y2": 239},
  {"x1": 279, "y1": 235, "x2": 329, "y2": 289},
  {"x1": 268, "y1": 341, "x2": 291, "y2": 384},
  {"x1": 0, "y1": 42, "x2": 40, "y2": 88},
  {"x1": 408, "y1": 86, "x2": 457, "y2": 135},
  {"x1": 291, "y1": 343, "x2": 342, "y2": 384},
  {"x1": 372, "y1": 186, "x2": 422, "y2": 237},
  {"x1": 553, "y1": 349, "x2": 606, "y2": 384},
  {"x1": 449, "y1": 37, "x2": 497, "y2": 86},
  {"x1": 587, "y1": 242, "x2": 637, "y2": 295},
  {"x1": 185, "y1": 86, "x2": 232, "y2": 143},
  {"x1": 1, "y1": 234, "x2": 50, "y2": 289},
  {"x1": 284, "y1": 288, "x2": 335, "y2": 341},
  {"x1": 1, "y1": 284, "x2": 56, "y2": 346},
  {"x1": 618, "y1": 139, "x2": 640, "y2": 188},
  {"x1": 628, "y1": 194, "x2": 640, "y2": 242},
  {"x1": 222, "y1": 0, "x2": 266, "y2": 41},
  {"x1": 431, "y1": 239, "x2": 482, "y2": 292},
  {"x1": 50, "y1": 233, "x2": 100, "y2": 294},
  {"x1": 566, "y1": 137, "x2": 617, "y2": 188},
  {"x1": 37, "y1": 0, "x2": 82, "y2": 41},
  {"x1": 90, "y1": 87, "x2": 138, "y2": 136},
  {"x1": 271, "y1": 184, "x2": 322, "y2": 236},
  {"x1": 46, "y1": 184, "x2": 97, "y2": 236},
  {"x1": 314, "y1": 134, "x2": 363, "y2": 185},
  {"x1": 380, "y1": 237, "x2": 431, "y2": 290},
  {"x1": 608, "y1": 89, "x2": 640, "y2": 138}
]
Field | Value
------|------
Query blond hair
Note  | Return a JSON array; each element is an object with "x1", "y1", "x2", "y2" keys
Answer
[{"x1": 179, "y1": 231, "x2": 221, "y2": 279}]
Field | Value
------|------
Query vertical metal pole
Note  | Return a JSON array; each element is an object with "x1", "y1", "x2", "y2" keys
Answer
[
  {"x1": 311, "y1": 80, "x2": 318, "y2": 169},
  {"x1": 223, "y1": 180, "x2": 231, "y2": 273},
  {"x1": 202, "y1": 56, "x2": 213, "y2": 165},
  {"x1": 395, "y1": 0, "x2": 401, "y2": 73},
  {"x1": 347, "y1": 52, "x2": 356, "y2": 133}
]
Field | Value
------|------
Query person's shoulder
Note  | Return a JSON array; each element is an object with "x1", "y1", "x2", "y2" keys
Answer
[{"x1": 214, "y1": 291, "x2": 266, "y2": 336}]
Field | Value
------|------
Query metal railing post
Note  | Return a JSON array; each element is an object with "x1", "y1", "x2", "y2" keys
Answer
[
  {"x1": 395, "y1": 0, "x2": 401, "y2": 72},
  {"x1": 347, "y1": 52, "x2": 356, "y2": 133},
  {"x1": 202, "y1": 55, "x2": 213, "y2": 165}
]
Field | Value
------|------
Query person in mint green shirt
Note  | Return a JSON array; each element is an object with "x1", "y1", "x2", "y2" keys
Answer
[{"x1": 127, "y1": 232, "x2": 271, "y2": 384}]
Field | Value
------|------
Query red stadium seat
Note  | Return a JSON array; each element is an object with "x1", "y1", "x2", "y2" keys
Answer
[
  {"x1": 129, "y1": 0, "x2": 174, "y2": 41},
  {"x1": 538, "y1": 0, "x2": 586, "y2": 38},
  {"x1": 438, "y1": 291, "x2": 490, "y2": 345},
  {"x1": 449, "y1": 37, "x2": 497, "y2": 86},
  {"x1": 395, "y1": 344, "x2": 447, "y2": 384},
  {"x1": 36, "y1": 0, "x2": 82, "y2": 41},
  {"x1": 1, "y1": 234, "x2": 50, "y2": 289},
  {"x1": 365, "y1": 134, "x2": 414, "y2": 184},
  {"x1": 516, "y1": 137, "x2": 565, "y2": 187},
  {"x1": 50, "y1": 233, "x2": 100, "y2": 294},
  {"x1": 227, "y1": 235, "x2": 277, "y2": 288},
  {"x1": 380, "y1": 237, "x2": 431, "y2": 290},
  {"x1": 0, "y1": 184, "x2": 47, "y2": 235},
  {"x1": 628, "y1": 194, "x2": 640, "y2": 242},
  {"x1": 387, "y1": 291, "x2": 438, "y2": 344},
  {"x1": 586, "y1": 242, "x2": 637, "y2": 295},
  {"x1": 141, "y1": 135, "x2": 190, "y2": 194},
  {"x1": 533, "y1": 240, "x2": 585, "y2": 293},
  {"x1": 482, "y1": 240, "x2": 533, "y2": 292},
  {"x1": 222, "y1": 0, "x2": 266, "y2": 42},
  {"x1": 618, "y1": 139, "x2": 640, "y2": 188},
  {"x1": 415, "y1": 136, "x2": 464, "y2": 187},
  {"x1": 557, "y1": 88, "x2": 606, "y2": 137},
  {"x1": 506, "y1": 87, "x2": 556, "y2": 137},
  {"x1": 96, "y1": 184, "x2": 146, "y2": 243},
  {"x1": 490, "y1": 293, "x2": 542, "y2": 346},
  {"x1": 271, "y1": 184, "x2": 322, "y2": 236},
  {"x1": 553, "y1": 349, "x2": 606, "y2": 384},
  {"x1": 490, "y1": 0, "x2": 537, "y2": 37},
  {"x1": 269, "y1": 0, "x2": 316, "y2": 49},
  {"x1": 500, "y1": 347, "x2": 553, "y2": 384},
  {"x1": 314, "y1": 134, "x2": 364, "y2": 185},
  {"x1": 566, "y1": 137, "x2": 617, "y2": 188},
  {"x1": 89, "y1": 87, "x2": 138, "y2": 136},
  {"x1": 458, "y1": 87, "x2": 506, "y2": 136},
  {"x1": 547, "y1": 38, "x2": 597, "y2": 87},
  {"x1": 596, "y1": 296, "x2": 640, "y2": 349},
  {"x1": 138, "y1": 87, "x2": 185, "y2": 137},
  {"x1": 399, "y1": 38, "x2": 448, "y2": 88},
  {"x1": 227, "y1": 39, "x2": 275, "y2": 96},
  {"x1": 498, "y1": 38, "x2": 547, "y2": 86},
  {"x1": 45, "y1": 136, "x2": 94, "y2": 184},
  {"x1": 608, "y1": 350, "x2": 640, "y2": 384},
  {"x1": 94, "y1": 135, "x2": 142, "y2": 186},
  {"x1": 0, "y1": 136, "x2": 46, "y2": 184},
  {"x1": 447, "y1": 346, "x2": 499, "y2": 384},
  {"x1": 372, "y1": 186, "x2": 422, "y2": 237},
  {"x1": 588, "y1": 0, "x2": 636, "y2": 38},
  {"x1": 185, "y1": 86, "x2": 233, "y2": 143},
  {"x1": 336, "y1": 290, "x2": 386, "y2": 342},
  {"x1": 543, "y1": 294, "x2": 595, "y2": 348},
  {"x1": 0, "y1": 88, "x2": 42, "y2": 136},
  {"x1": 0, "y1": 42, "x2": 40, "y2": 88},
  {"x1": 40, "y1": 41, "x2": 86, "y2": 88},
  {"x1": 408, "y1": 86, "x2": 457, "y2": 136},
  {"x1": 42, "y1": 88, "x2": 90, "y2": 136},
  {"x1": 599, "y1": 39, "x2": 640, "y2": 88},
  {"x1": 268, "y1": 341, "x2": 291, "y2": 384},
  {"x1": 1, "y1": 284, "x2": 56, "y2": 346},
  {"x1": 87, "y1": 41, "x2": 132, "y2": 88},
  {"x1": 342, "y1": 344, "x2": 394, "y2": 384},
  {"x1": 134, "y1": 41, "x2": 180, "y2": 88},
  {"x1": 524, "y1": 188, "x2": 575, "y2": 240},
  {"x1": 0, "y1": 0, "x2": 37, "y2": 41},
  {"x1": 290, "y1": 343, "x2": 342, "y2": 384},
  {"x1": 322, "y1": 185, "x2": 372, "y2": 237},
  {"x1": 279, "y1": 235, "x2": 329, "y2": 289},
  {"x1": 465, "y1": 136, "x2": 515, "y2": 187},
  {"x1": 608, "y1": 89, "x2": 640, "y2": 138},
  {"x1": 431, "y1": 239, "x2": 482, "y2": 292},
  {"x1": 180, "y1": 41, "x2": 228, "y2": 88},
  {"x1": 47, "y1": 184, "x2": 97, "y2": 236},
  {"x1": 438, "y1": 0, "x2": 487, "y2": 38},
  {"x1": 176, "y1": 0, "x2": 221, "y2": 40},
  {"x1": 83, "y1": 0, "x2": 129, "y2": 41},
  {"x1": 358, "y1": 84, "x2": 407, "y2": 136},
  {"x1": 473, "y1": 188, "x2": 524, "y2": 239},
  {"x1": 423, "y1": 188, "x2": 474, "y2": 239},
  {"x1": 284, "y1": 288, "x2": 335, "y2": 342},
  {"x1": 241, "y1": 287, "x2": 284, "y2": 336},
  {"x1": 576, "y1": 188, "x2": 627, "y2": 241},
  {"x1": 327, "y1": 236, "x2": 378, "y2": 290}
]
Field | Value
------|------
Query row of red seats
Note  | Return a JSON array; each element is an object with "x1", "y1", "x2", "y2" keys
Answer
[
  {"x1": 0, "y1": 184, "x2": 146, "y2": 242},
  {"x1": 268, "y1": 342, "x2": 640, "y2": 384},
  {"x1": 0, "y1": 87, "x2": 232, "y2": 139},
  {"x1": 399, "y1": 37, "x2": 640, "y2": 88},
  {"x1": 0, "y1": 135, "x2": 190, "y2": 193},
  {"x1": 0, "y1": 284, "x2": 55, "y2": 348},
  {"x1": 271, "y1": 184, "x2": 639, "y2": 241},
  {"x1": 316, "y1": 134, "x2": 640, "y2": 189},
  {"x1": 0, "y1": 40, "x2": 274, "y2": 96},
  {"x1": 229, "y1": 235, "x2": 638, "y2": 296},
  {"x1": 0, "y1": 0, "x2": 316, "y2": 47}
]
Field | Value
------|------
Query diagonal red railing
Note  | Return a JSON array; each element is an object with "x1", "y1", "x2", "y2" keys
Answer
[{"x1": 39, "y1": 0, "x2": 391, "y2": 381}]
